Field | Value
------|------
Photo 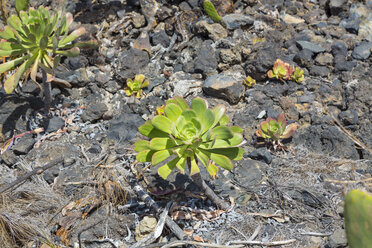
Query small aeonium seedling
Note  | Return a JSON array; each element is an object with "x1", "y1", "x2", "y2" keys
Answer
[
  {"x1": 256, "y1": 113, "x2": 297, "y2": 151},
  {"x1": 135, "y1": 96, "x2": 245, "y2": 210},
  {"x1": 267, "y1": 59, "x2": 293, "y2": 81},
  {"x1": 124, "y1": 74, "x2": 149, "y2": 98}
]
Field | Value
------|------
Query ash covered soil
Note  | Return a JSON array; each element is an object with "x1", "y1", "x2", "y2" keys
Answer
[{"x1": 0, "y1": 0, "x2": 372, "y2": 247}]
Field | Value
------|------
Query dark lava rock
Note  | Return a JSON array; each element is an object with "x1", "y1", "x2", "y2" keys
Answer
[
  {"x1": 232, "y1": 159, "x2": 267, "y2": 189},
  {"x1": 296, "y1": 41, "x2": 325, "y2": 54},
  {"x1": 67, "y1": 56, "x2": 89, "y2": 70},
  {"x1": 194, "y1": 42, "x2": 218, "y2": 75},
  {"x1": 12, "y1": 133, "x2": 35, "y2": 155},
  {"x1": 222, "y1": 14, "x2": 253, "y2": 30},
  {"x1": 104, "y1": 80, "x2": 122, "y2": 94},
  {"x1": 244, "y1": 45, "x2": 281, "y2": 81},
  {"x1": 45, "y1": 116, "x2": 65, "y2": 133},
  {"x1": 309, "y1": 65, "x2": 330, "y2": 77},
  {"x1": 80, "y1": 102, "x2": 108, "y2": 122},
  {"x1": 293, "y1": 125, "x2": 359, "y2": 160},
  {"x1": 203, "y1": 74, "x2": 245, "y2": 104},
  {"x1": 54, "y1": 67, "x2": 90, "y2": 87},
  {"x1": 327, "y1": 0, "x2": 348, "y2": 17},
  {"x1": 151, "y1": 30, "x2": 170, "y2": 47},
  {"x1": 88, "y1": 143, "x2": 102, "y2": 154},
  {"x1": 334, "y1": 60, "x2": 357, "y2": 72},
  {"x1": 1, "y1": 150, "x2": 18, "y2": 166},
  {"x1": 247, "y1": 147, "x2": 272, "y2": 164},
  {"x1": 352, "y1": 41, "x2": 372, "y2": 60},
  {"x1": 338, "y1": 109, "x2": 358, "y2": 126},
  {"x1": 21, "y1": 81, "x2": 41, "y2": 95},
  {"x1": 340, "y1": 12, "x2": 361, "y2": 34},
  {"x1": 107, "y1": 113, "x2": 144, "y2": 145},
  {"x1": 293, "y1": 49, "x2": 314, "y2": 67},
  {"x1": 331, "y1": 41, "x2": 348, "y2": 61},
  {"x1": 328, "y1": 228, "x2": 348, "y2": 248},
  {"x1": 117, "y1": 48, "x2": 150, "y2": 80}
]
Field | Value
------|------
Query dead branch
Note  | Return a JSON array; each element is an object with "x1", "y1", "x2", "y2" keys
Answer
[
  {"x1": 0, "y1": 157, "x2": 64, "y2": 194},
  {"x1": 115, "y1": 165, "x2": 187, "y2": 240},
  {"x1": 230, "y1": 238, "x2": 297, "y2": 246},
  {"x1": 160, "y1": 240, "x2": 245, "y2": 248}
]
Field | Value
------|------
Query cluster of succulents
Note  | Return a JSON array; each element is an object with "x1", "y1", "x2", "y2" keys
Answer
[
  {"x1": 267, "y1": 59, "x2": 304, "y2": 83},
  {"x1": 124, "y1": 74, "x2": 149, "y2": 98},
  {"x1": 256, "y1": 113, "x2": 297, "y2": 149},
  {"x1": 0, "y1": 6, "x2": 92, "y2": 93},
  {"x1": 344, "y1": 189, "x2": 372, "y2": 248},
  {"x1": 203, "y1": 0, "x2": 222, "y2": 22},
  {"x1": 243, "y1": 75, "x2": 256, "y2": 88},
  {"x1": 135, "y1": 97, "x2": 244, "y2": 179}
]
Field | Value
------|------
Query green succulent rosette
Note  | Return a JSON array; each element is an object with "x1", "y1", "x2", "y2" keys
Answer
[
  {"x1": 0, "y1": 6, "x2": 96, "y2": 93},
  {"x1": 256, "y1": 114, "x2": 297, "y2": 141},
  {"x1": 135, "y1": 97, "x2": 245, "y2": 179}
]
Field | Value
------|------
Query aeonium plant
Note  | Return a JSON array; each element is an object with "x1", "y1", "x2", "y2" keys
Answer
[
  {"x1": 267, "y1": 59, "x2": 304, "y2": 83},
  {"x1": 256, "y1": 113, "x2": 297, "y2": 150},
  {"x1": 0, "y1": 6, "x2": 96, "y2": 95},
  {"x1": 135, "y1": 97, "x2": 245, "y2": 210},
  {"x1": 124, "y1": 74, "x2": 149, "y2": 98}
]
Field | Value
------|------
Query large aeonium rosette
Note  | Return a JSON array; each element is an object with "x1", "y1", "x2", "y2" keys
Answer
[{"x1": 135, "y1": 97, "x2": 245, "y2": 179}]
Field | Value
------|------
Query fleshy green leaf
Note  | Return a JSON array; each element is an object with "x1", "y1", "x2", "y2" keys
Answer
[
  {"x1": 149, "y1": 137, "x2": 178, "y2": 150},
  {"x1": 181, "y1": 110, "x2": 197, "y2": 122},
  {"x1": 0, "y1": 56, "x2": 27, "y2": 74},
  {"x1": 201, "y1": 147, "x2": 244, "y2": 161},
  {"x1": 201, "y1": 109, "x2": 215, "y2": 132},
  {"x1": 211, "y1": 126, "x2": 234, "y2": 139},
  {"x1": 166, "y1": 96, "x2": 189, "y2": 110},
  {"x1": 134, "y1": 140, "x2": 150, "y2": 152},
  {"x1": 158, "y1": 157, "x2": 179, "y2": 179},
  {"x1": 189, "y1": 155, "x2": 200, "y2": 175},
  {"x1": 136, "y1": 150, "x2": 154, "y2": 162},
  {"x1": 207, "y1": 163, "x2": 219, "y2": 177},
  {"x1": 191, "y1": 97, "x2": 207, "y2": 119},
  {"x1": 139, "y1": 122, "x2": 169, "y2": 138},
  {"x1": 16, "y1": 0, "x2": 29, "y2": 14},
  {"x1": 152, "y1": 149, "x2": 173, "y2": 165},
  {"x1": 164, "y1": 103, "x2": 182, "y2": 122},
  {"x1": 210, "y1": 153, "x2": 233, "y2": 170},
  {"x1": 58, "y1": 27, "x2": 86, "y2": 47},
  {"x1": 54, "y1": 47, "x2": 80, "y2": 57},
  {"x1": 152, "y1": 115, "x2": 172, "y2": 134}
]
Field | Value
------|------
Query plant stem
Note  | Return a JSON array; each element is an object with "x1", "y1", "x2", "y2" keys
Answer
[
  {"x1": 0, "y1": 0, "x2": 8, "y2": 25},
  {"x1": 41, "y1": 69, "x2": 51, "y2": 113},
  {"x1": 188, "y1": 159, "x2": 230, "y2": 210}
]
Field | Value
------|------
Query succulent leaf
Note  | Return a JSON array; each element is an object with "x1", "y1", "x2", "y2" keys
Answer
[
  {"x1": 344, "y1": 190, "x2": 372, "y2": 248},
  {"x1": 203, "y1": 0, "x2": 222, "y2": 22},
  {"x1": 256, "y1": 114, "x2": 297, "y2": 142},
  {"x1": 134, "y1": 97, "x2": 244, "y2": 179}
]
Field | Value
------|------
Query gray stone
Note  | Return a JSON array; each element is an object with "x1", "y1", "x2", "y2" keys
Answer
[
  {"x1": 314, "y1": 53, "x2": 334, "y2": 66},
  {"x1": 68, "y1": 56, "x2": 89, "y2": 70},
  {"x1": 195, "y1": 21, "x2": 228, "y2": 42},
  {"x1": 296, "y1": 40, "x2": 325, "y2": 53},
  {"x1": 117, "y1": 48, "x2": 150, "y2": 80},
  {"x1": 248, "y1": 148, "x2": 272, "y2": 164},
  {"x1": 203, "y1": 74, "x2": 245, "y2": 104},
  {"x1": 352, "y1": 42, "x2": 372, "y2": 60},
  {"x1": 80, "y1": 102, "x2": 108, "y2": 122},
  {"x1": 309, "y1": 65, "x2": 330, "y2": 77},
  {"x1": 1, "y1": 150, "x2": 18, "y2": 166},
  {"x1": 222, "y1": 14, "x2": 254, "y2": 30},
  {"x1": 104, "y1": 80, "x2": 121, "y2": 94},
  {"x1": 293, "y1": 49, "x2": 314, "y2": 67},
  {"x1": 12, "y1": 133, "x2": 35, "y2": 155},
  {"x1": 151, "y1": 30, "x2": 170, "y2": 47},
  {"x1": 331, "y1": 41, "x2": 348, "y2": 60},
  {"x1": 219, "y1": 49, "x2": 241, "y2": 65},
  {"x1": 194, "y1": 43, "x2": 218, "y2": 75},
  {"x1": 338, "y1": 109, "x2": 358, "y2": 125},
  {"x1": 107, "y1": 113, "x2": 144, "y2": 145},
  {"x1": 45, "y1": 117, "x2": 65, "y2": 133},
  {"x1": 135, "y1": 216, "x2": 157, "y2": 241},
  {"x1": 334, "y1": 61, "x2": 357, "y2": 72},
  {"x1": 233, "y1": 159, "x2": 266, "y2": 189},
  {"x1": 340, "y1": 13, "x2": 361, "y2": 35},
  {"x1": 328, "y1": 0, "x2": 347, "y2": 16},
  {"x1": 55, "y1": 67, "x2": 90, "y2": 87},
  {"x1": 328, "y1": 228, "x2": 347, "y2": 248}
]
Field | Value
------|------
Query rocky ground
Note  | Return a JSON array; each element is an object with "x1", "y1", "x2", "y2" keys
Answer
[{"x1": 0, "y1": 0, "x2": 372, "y2": 247}]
